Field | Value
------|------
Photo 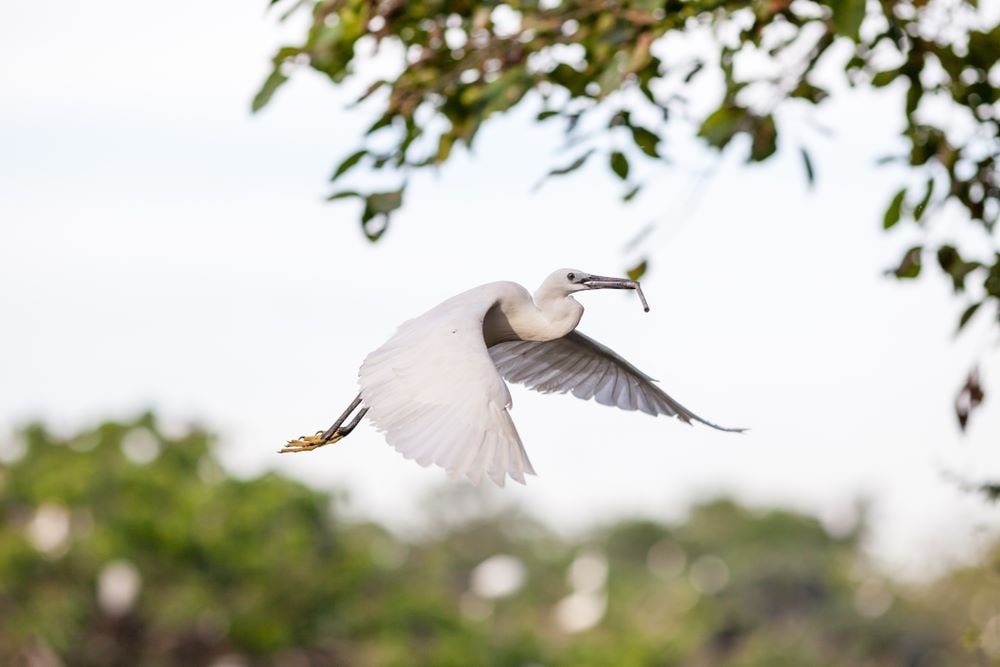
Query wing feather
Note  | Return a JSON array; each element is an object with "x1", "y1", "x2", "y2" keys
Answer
[
  {"x1": 571, "y1": 356, "x2": 606, "y2": 399},
  {"x1": 489, "y1": 330, "x2": 743, "y2": 432},
  {"x1": 359, "y1": 287, "x2": 537, "y2": 486}
]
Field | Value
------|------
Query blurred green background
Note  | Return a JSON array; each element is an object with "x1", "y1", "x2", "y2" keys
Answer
[{"x1": 3, "y1": 418, "x2": 998, "y2": 666}]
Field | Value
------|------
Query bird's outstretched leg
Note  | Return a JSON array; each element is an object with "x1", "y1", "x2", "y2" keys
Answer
[{"x1": 280, "y1": 393, "x2": 369, "y2": 453}]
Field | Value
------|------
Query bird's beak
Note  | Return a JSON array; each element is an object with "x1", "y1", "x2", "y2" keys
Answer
[{"x1": 580, "y1": 275, "x2": 650, "y2": 312}]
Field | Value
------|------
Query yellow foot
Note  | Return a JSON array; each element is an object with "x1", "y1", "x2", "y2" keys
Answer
[{"x1": 279, "y1": 431, "x2": 344, "y2": 454}]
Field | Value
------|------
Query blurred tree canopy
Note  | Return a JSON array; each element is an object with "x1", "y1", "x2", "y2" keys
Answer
[
  {"x1": 3, "y1": 417, "x2": 1000, "y2": 666},
  {"x1": 256, "y1": 0, "x2": 999, "y2": 427}
]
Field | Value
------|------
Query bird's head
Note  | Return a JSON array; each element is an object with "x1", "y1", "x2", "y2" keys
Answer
[{"x1": 539, "y1": 269, "x2": 650, "y2": 312}]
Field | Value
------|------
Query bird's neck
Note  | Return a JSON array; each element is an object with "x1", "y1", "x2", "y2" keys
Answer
[{"x1": 526, "y1": 290, "x2": 584, "y2": 341}]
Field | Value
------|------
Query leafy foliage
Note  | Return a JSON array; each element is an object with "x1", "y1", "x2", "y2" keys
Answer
[
  {"x1": 257, "y1": 0, "x2": 999, "y2": 427},
  {"x1": 2, "y1": 417, "x2": 1000, "y2": 665}
]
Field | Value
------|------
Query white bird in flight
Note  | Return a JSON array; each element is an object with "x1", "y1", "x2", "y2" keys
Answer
[{"x1": 282, "y1": 269, "x2": 742, "y2": 486}]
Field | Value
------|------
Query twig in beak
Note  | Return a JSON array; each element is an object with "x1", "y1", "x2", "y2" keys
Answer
[
  {"x1": 633, "y1": 283, "x2": 650, "y2": 312},
  {"x1": 582, "y1": 275, "x2": 651, "y2": 312}
]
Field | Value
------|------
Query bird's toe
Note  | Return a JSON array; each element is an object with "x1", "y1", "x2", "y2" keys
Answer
[{"x1": 278, "y1": 431, "x2": 344, "y2": 453}]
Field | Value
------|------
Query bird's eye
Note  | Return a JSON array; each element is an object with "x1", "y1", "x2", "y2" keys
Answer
[{"x1": 567, "y1": 272, "x2": 576, "y2": 281}]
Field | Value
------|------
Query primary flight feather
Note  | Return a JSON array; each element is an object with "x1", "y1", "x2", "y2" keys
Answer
[{"x1": 282, "y1": 269, "x2": 742, "y2": 486}]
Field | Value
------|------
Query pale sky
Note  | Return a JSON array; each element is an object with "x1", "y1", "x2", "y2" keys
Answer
[{"x1": 2, "y1": 1, "x2": 999, "y2": 579}]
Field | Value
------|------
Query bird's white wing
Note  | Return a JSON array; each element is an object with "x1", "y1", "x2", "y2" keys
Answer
[
  {"x1": 358, "y1": 291, "x2": 535, "y2": 487},
  {"x1": 489, "y1": 331, "x2": 743, "y2": 432}
]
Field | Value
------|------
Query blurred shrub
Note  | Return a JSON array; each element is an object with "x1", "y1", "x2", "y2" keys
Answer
[{"x1": 0, "y1": 417, "x2": 996, "y2": 666}]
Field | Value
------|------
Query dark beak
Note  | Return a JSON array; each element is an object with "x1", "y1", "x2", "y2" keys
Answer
[{"x1": 580, "y1": 275, "x2": 650, "y2": 312}]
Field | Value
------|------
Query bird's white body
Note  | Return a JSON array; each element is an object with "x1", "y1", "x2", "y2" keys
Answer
[
  {"x1": 355, "y1": 270, "x2": 739, "y2": 487},
  {"x1": 359, "y1": 281, "x2": 539, "y2": 487}
]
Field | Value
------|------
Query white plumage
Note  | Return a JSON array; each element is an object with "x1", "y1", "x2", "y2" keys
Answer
[
  {"x1": 284, "y1": 269, "x2": 742, "y2": 486},
  {"x1": 358, "y1": 285, "x2": 535, "y2": 487}
]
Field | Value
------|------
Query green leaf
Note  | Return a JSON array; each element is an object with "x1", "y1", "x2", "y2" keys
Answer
[
  {"x1": 958, "y1": 302, "x2": 983, "y2": 332},
  {"x1": 326, "y1": 190, "x2": 361, "y2": 201},
  {"x1": 914, "y1": 179, "x2": 934, "y2": 221},
  {"x1": 967, "y1": 25, "x2": 1000, "y2": 65},
  {"x1": 698, "y1": 105, "x2": 746, "y2": 150},
  {"x1": 396, "y1": 118, "x2": 420, "y2": 166},
  {"x1": 543, "y1": 149, "x2": 595, "y2": 180},
  {"x1": 749, "y1": 115, "x2": 777, "y2": 162},
  {"x1": 829, "y1": 0, "x2": 866, "y2": 41},
  {"x1": 937, "y1": 245, "x2": 980, "y2": 292},
  {"x1": 365, "y1": 189, "x2": 403, "y2": 217},
  {"x1": 906, "y1": 124, "x2": 944, "y2": 166},
  {"x1": 351, "y1": 80, "x2": 387, "y2": 107},
  {"x1": 844, "y1": 54, "x2": 865, "y2": 74},
  {"x1": 791, "y1": 81, "x2": 829, "y2": 104},
  {"x1": 330, "y1": 150, "x2": 367, "y2": 182},
  {"x1": 892, "y1": 246, "x2": 922, "y2": 279},
  {"x1": 537, "y1": 110, "x2": 559, "y2": 121},
  {"x1": 623, "y1": 183, "x2": 642, "y2": 202},
  {"x1": 610, "y1": 151, "x2": 630, "y2": 180},
  {"x1": 871, "y1": 70, "x2": 899, "y2": 88},
  {"x1": 630, "y1": 126, "x2": 661, "y2": 158},
  {"x1": 801, "y1": 147, "x2": 815, "y2": 186},
  {"x1": 985, "y1": 260, "x2": 1000, "y2": 297},
  {"x1": 883, "y1": 188, "x2": 907, "y2": 229},
  {"x1": 360, "y1": 188, "x2": 405, "y2": 242},
  {"x1": 905, "y1": 81, "x2": 923, "y2": 115},
  {"x1": 366, "y1": 113, "x2": 393, "y2": 135},
  {"x1": 627, "y1": 259, "x2": 648, "y2": 281},
  {"x1": 251, "y1": 68, "x2": 289, "y2": 113},
  {"x1": 361, "y1": 217, "x2": 389, "y2": 242},
  {"x1": 435, "y1": 134, "x2": 455, "y2": 164}
]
